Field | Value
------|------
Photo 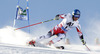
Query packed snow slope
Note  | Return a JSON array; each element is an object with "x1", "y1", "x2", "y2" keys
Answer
[
  {"x1": 0, "y1": 26, "x2": 100, "y2": 54},
  {"x1": 0, "y1": 43, "x2": 100, "y2": 54}
]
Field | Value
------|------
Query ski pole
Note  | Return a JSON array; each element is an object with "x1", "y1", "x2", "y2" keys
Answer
[
  {"x1": 14, "y1": 18, "x2": 56, "y2": 30},
  {"x1": 84, "y1": 44, "x2": 91, "y2": 51}
]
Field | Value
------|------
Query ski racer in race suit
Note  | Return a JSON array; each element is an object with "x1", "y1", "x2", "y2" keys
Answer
[{"x1": 29, "y1": 9, "x2": 86, "y2": 46}]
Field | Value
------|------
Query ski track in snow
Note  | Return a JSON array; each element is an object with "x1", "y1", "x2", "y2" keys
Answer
[
  {"x1": 0, "y1": 44, "x2": 100, "y2": 54},
  {"x1": 0, "y1": 43, "x2": 100, "y2": 54}
]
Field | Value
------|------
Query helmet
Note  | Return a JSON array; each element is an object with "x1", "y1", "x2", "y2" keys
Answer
[{"x1": 72, "y1": 9, "x2": 80, "y2": 18}]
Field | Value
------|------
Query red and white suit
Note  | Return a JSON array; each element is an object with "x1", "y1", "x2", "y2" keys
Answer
[{"x1": 36, "y1": 13, "x2": 83, "y2": 44}]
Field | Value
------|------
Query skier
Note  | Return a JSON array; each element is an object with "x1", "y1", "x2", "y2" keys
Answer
[{"x1": 29, "y1": 9, "x2": 86, "y2": 46}]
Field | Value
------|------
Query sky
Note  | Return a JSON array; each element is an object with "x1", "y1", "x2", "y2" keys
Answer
[{"x1": 0, "y1": 0, "x2": 100, "y2": 45}]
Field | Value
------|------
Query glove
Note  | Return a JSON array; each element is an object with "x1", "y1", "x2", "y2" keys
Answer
[
  {"x1": 55, "y1": 14, "x2": 60, "y2": 20},
  {"x1": 81, "y1": 39, "x2": 86, "y2": 45}
]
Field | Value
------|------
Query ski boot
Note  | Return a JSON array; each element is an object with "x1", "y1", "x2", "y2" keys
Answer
[
  {"x1": 28, "y1": 40, "x2": 36, "y2": 46},
  {"x1": 56, "y1": 46, "x2": 64, "y2": 49}
]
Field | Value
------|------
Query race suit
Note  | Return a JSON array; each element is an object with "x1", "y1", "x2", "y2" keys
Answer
[{"x1": 36, "y1": 13, "x2": 83, "y2": 44}]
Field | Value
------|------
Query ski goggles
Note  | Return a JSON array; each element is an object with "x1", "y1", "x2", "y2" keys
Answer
[{"x1": 74, "y1": 15, "x2": 80, "y2": 18}]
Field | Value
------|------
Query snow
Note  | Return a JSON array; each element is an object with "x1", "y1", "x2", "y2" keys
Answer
[
  {"x1": 0, "y1": 43, "x2": 100, "y2": 54},
  {"x1": 0, "y1": 26, "x2": 31, "y2": 45},
  {"x1": 0, "y1": 26, "x2": 100, "y2": 54}
]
